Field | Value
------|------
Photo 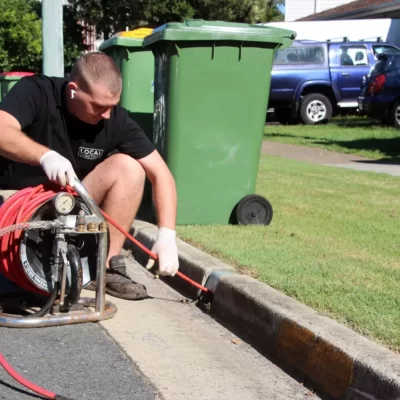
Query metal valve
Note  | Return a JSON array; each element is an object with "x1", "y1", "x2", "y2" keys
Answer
[{"x1": 76, "y1": 210, "x2": 86, "y2": 232}]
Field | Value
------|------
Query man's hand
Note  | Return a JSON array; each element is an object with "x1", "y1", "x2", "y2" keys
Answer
[
  {"x1": 40, "y1": 150, "x2": 77, "y2": 187},
  {"x1": 146, "y1": 227, "x2": 179, "y2": 276}
]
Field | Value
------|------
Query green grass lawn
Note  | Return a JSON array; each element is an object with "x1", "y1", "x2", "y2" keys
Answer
[
  {"x1": 264, "y1": 116, "x2": 400, "y2": 160},
  {"x1": 177, "y1": 154, "x2": 400, "y2": 353}
]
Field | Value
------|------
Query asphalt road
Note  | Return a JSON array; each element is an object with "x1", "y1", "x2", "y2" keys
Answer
[{"x1": 0, "y1": 323, "x2": 158, "y2": 400}]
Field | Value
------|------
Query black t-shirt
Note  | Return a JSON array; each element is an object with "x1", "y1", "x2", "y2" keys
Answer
[{"x1": 0, "y1": 75, "x2": 155, "y2": 189}]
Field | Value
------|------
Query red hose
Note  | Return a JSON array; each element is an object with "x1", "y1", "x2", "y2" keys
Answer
[
  {"x1": 0, "y1": 353, "x2": 56, "y2": 398},
  {"x1": 101, "y1": 211, "x2": 208, "y2": 292},
  {"x1": 0, "y1": 185, "x2": 75, "y2": 295}
]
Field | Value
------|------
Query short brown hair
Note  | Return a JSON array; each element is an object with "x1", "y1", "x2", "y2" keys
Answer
[{"x1": 69, "y1": 52, "x2": 122, "y2": 95}]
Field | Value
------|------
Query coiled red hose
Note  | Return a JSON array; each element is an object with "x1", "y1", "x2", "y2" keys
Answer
[{"x1": 0, "y1": 185, "x2": 76, "y2": 294}]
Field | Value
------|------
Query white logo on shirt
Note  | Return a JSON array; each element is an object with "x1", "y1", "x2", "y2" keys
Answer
[{"x1": 78, "y1": 147, "x2": 104, "y2": 160}]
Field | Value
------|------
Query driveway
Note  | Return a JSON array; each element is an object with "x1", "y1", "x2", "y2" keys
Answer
[{"x1": 262, "y1": 141, "x2": 400, "y2": 176}]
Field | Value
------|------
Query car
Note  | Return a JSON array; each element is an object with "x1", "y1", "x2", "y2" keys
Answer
[
  {"x1": 268, "y1": 38, "x2": 400, "y2": 125},
  {"x1": 358, "y1": 53, "x2": 400, "y2": 128}
]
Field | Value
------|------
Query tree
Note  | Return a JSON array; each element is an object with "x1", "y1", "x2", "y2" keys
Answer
[
  {"x1": 137, "y1": 0, "x2": 196, "y2": 28},
  {"x1": 0, "y1": 0, "x2": 89, "y2": 73},
  {"x1": 265, "y1": 0, "x2": 285, "y2": 22},
  {"x1": 69, "y1": 0, "x2": 284, "y2": 40},
  {"x1": 0, "y1": 0, "x2": 42, "y2": 72},
  {"x1": 194, "y1": 0, "x2": 271, "y2": 23},
  {"x1": 63, "y1": 4, "x2": 90, "y2": 69},
  {"x1": 69, "y1": 0, "x2": 195, "y2": 38}
]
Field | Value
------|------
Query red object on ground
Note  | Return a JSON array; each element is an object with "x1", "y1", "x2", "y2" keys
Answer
[{"x1": 0, "y1": 353, "x2": 56, "y2": 399}]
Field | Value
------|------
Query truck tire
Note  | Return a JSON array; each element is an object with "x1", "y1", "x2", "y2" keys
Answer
[
  {"x1": 389, "y1": 101, "x2": 400, "y2": 128},
  {"x1": 300, "y1": 94, "x2": 332, "y2": 125},
  {"x1": 274, "y1": 108, "x2": 299, "y2": 125}
]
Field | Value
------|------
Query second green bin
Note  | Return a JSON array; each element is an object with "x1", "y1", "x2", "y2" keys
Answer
[
  {"x1": 100, "y1": 28, "x2": 155, "y2": 141},
  {"x1": 143, "y1": 20, "x2": 295, "y2": 225}
]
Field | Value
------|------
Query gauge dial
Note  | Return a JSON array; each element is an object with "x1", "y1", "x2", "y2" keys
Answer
[{"x1": 53, "y1": 193, "x2": 75, "y2": 215}]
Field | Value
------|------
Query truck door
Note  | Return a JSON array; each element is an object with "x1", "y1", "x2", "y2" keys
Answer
[{"x1": 331, "y1": 45, "x2": 371, "y2": 105}]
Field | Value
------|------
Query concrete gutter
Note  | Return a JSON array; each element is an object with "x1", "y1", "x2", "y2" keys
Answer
[{"x1": 129, "y1": 220, "x2": 400, "y2": 400}]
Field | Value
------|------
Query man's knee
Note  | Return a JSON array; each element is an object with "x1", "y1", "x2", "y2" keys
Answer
[{"x1": 105, "y1": 154, "x2": 146, "y2": 182}]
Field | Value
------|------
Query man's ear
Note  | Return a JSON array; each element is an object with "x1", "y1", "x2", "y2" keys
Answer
[{"x1": 67, "y1": 81, "x2": 78, "y2": 100}]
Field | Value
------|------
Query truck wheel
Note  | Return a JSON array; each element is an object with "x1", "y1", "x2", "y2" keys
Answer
[
  {"x1": 300, "y1": 94, "x2": 332, "y2": 125},
  {"x1": 390, "y1": 101, "x2": 400, "y2": 128},
  {"x1": 274, "y1": 108, "x2": 299, "y2": 125}
]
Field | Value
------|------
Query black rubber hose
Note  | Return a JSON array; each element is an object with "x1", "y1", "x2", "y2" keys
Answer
[
  {"x1": 62, "y1": 244, "x2": 83, "y2": 310},
  {"x1": 25, "y1": 281, "x2": 59, "y2": 318}
]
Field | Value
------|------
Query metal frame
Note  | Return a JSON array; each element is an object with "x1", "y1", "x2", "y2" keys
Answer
[{"x1": 0, "y1": 180, "x2": 117, "y2": 328}]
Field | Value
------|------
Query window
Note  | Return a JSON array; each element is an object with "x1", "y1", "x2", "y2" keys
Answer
[
  {"x1": 339, "y1": 46, "x2": 368, "y2": 66},
  {"x1": 273, "y1": 46, "x2": 324, "y2": 65},
  {"x1": 373, "y1": 45, "x2": 400, "y2": 58}
]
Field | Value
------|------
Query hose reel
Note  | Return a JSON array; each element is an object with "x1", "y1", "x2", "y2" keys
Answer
[
  {"x1": 20, "y1": 193, "x2": 98, "y2": 297},
  {"x1": 0, "y1": 180, "x2": 117, "y2": 328}
]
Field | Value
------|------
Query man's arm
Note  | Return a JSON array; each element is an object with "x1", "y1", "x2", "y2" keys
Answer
[
  {"x1": 137, "y1": 150, "x2": 179, "y2": 276},
  {"x1": 0, "y1": 111, "x2": 49, "y2": 165},
  {"x1": 137, "y1": 149, "x2": 177, "y2": 230},
  {"x1": 0, "y1": 78, "x2": 77, "y2": 187}
]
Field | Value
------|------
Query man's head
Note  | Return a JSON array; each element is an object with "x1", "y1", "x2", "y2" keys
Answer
[{"x1": 67, "y1": 52, "x2": 122, "y2": 125}]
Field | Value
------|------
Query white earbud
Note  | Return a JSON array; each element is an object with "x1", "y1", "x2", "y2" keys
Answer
[{"x1": 71, "y1": 89, "x2": 76, "y2": 99}]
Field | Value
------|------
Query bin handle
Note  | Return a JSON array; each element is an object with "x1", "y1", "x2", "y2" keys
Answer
[{"x1": 184, "y1": 19, "x2": 205, "y2": 27}]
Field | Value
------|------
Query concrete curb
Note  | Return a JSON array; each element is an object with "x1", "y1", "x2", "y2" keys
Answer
[
  {"x1": 128, "y1": 220, "x2": 236, "y2": 298},
  {"x1": 129, "y1": 220, "x2": 400, "y2": 400}
]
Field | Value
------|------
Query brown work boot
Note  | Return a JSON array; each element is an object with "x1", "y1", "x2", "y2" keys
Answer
[{"x1": 85, "y1": 255, "x2": 148, "y2": 300}]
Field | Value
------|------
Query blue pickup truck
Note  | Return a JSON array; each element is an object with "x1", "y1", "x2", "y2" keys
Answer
[{"x1": 268, "y1": 38, "x2": 400, "y2": 125}]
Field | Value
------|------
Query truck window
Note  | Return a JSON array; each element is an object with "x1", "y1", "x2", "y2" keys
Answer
[
  {"x1": 273, "y1": 46, "x2": 324, "y2": 65},
  {"x1": 373, "y1": 45, "x2": 400, "y2": 58},
  {"x1": 339, "y1": 46, "x2": 368, "y2": 66}
]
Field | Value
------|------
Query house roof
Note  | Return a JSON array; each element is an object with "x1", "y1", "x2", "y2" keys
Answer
[{"x1": 297, "y1": 0, "x2": 396, "y2": 21}]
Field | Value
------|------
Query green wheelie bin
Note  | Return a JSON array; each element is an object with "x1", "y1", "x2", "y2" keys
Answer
[
  {"x1": 143, "y1": 20, "x2": 295, "y2": 225},
  {"x1": 0, "y1": 72, "x2": 35, "y2": 102},
  {"x1": 99, "y1": 28, "x2": 155, "y2": 141}
]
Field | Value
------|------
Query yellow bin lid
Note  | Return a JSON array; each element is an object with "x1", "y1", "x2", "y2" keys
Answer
[
  {"x1": 100, "y1": 27, "x2": 154, "y2": 50},
  {"x1": 115, "y1": 28, "x2": 153, "y2": 39}
]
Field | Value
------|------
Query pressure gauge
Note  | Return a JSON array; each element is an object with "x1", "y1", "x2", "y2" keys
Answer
[{"x1": 52, "y1": 193, "x2": 76, "y2": 215}]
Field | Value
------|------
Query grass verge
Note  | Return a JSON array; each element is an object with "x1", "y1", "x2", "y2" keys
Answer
[
  {"x1": 177, "y1": 154, "x2": 400, "y2": 352},
  {"x1": 264, "y1": 116, "x2": 400, "y2": 160}
]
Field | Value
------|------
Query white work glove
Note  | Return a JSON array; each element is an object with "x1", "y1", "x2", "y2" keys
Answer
[
  {"x1": 40, "y1": 150, "x2": 77, "y2": 188},
  {"x1": 146, "y1": 227, "x2": 179, "y2": 276}
]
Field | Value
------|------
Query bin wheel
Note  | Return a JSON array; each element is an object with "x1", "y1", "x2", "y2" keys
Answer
[{"x1": 235, "y1": 195, "x2": 273, "y2": 226}]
